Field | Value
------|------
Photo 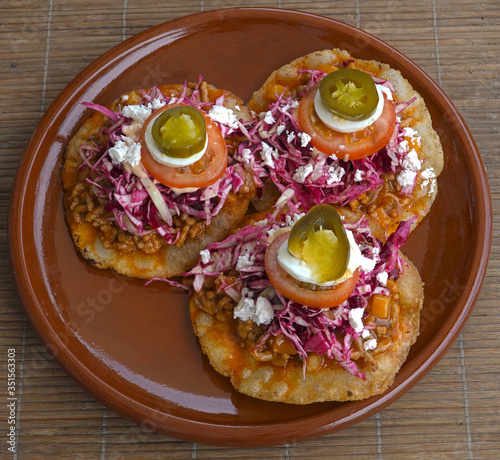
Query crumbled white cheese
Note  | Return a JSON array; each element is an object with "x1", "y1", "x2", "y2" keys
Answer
[
  {"x1": 233, "y1": 295, "x2": 274, "y2": 326},
  {"x1": 421, "y1": 168, "x2": 436, "y2": 186},
  {"x1": 398, "y1": 127, "x2": 421, "y2": 157},
  {"x1": 348, "y1": 307, "x2": 365, "y2": 333},
  {"x1": 121, "y1": 99, "x2": 166, "y2": 124},
  {"x1": 236, "y1": 253, "x2": 254, "y2": 271},
  {"x1": 234, "y1": 297, "x2": 256, "y2": 322},
  {"x1": 354, "y1": 169, "x2": 364, "y2": 182},
  {"x1": 239, "y1": 148, "x2": 253, "y2": 165},
  {"x1": 403, "y1": 127, "x2": 421, "y2": 145},
  {"x1": 200, "y1": 249, "x2": 211, "y2": 264},
  {"x1": 287, "y1": 131, "x2": 296, "y2": 143},
  {"x1": 120, "y1": 100, "x2": 166, "y2": 142},
  {"x1": 108, "y1": 138, "x2": 142, "y2": 167},
  {"x1": 121, "y1": 105, "x2": 153, "y2": 124},
  {"x1": 360, "y1": 328, "x2": 377, "y2": 351},
  {"x1": 401, "y1": 149, "x2": 422, "y2": 171},
  {"x1": 397, "y1": 169, "x2": 417, "y2": 188},
  {"x1": 360, "y1": 255, "x2": 376, "y2": 273},
  {"x1": 276, "y1": 124, "x2": 286, "y2": 135},
  {"x1": 329, "y1": 153, "x2": 338, "y2": 161},
  {"x1": 298, "y1": 131, "x2": 311, "y2": 147},
  {"x1": 208, "y1": 105, "x2": 238, "y2": 129},
  {"x1": 254, "y1": 297, "x2": 274, "y2": 325},
  {"x1": 363, "y1": 338, "x2": 378, "y2": 351},
  {"x1": 420, "y1": 167, "x2": 437, "y2": 192},
  {"x1": 263, "y1": 111, "x2": 275, "y2": 125},
  {"x1": 376, "y1": 271, "x2": 389, "y2": 286},
  {"x1": 292, "y1": 163, "x2": 314, "y2": 183},
  {"x1": 260, "y1": 141, "x2": 278, "y2": 169},
  {"x1": 261, "y1": 147, "x2": 276, "y2": 169},
  {"x1": 326, "y1": 165, "x2": 345, "y2": 185},
  {"x1": 398, "y1": 139, "x2": 410, "y2": 154},
  {"x1": 285, "y1": 212, "x2": 305, "y2": 228},
  {"x1": 421, "y1": 168, "x2": 436, "y2": 180},
  {"x1": 150, "y1": 98, "x2": 166, "y2": 110}
]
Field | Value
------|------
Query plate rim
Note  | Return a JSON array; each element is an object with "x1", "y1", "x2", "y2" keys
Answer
[{"x1": 8, "y1": 7, "x2": 492, "y2": 447}]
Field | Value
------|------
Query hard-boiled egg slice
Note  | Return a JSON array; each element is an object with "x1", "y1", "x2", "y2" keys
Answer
[
  {"x1": 277, "y1": 229, "x2": 375, "y2": 287},
  {"x1": 314, "y1": 84, "x2": 392, "y2": 133},
  {"x1": 143, "y1": 112, "x2": 208, "y2": 168}
]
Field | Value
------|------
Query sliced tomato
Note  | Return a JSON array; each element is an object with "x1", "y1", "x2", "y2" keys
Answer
[
  {"x1": 297, "y1": 83, "x2": 397, "y2": 160},
  {"x1": 140, "y1": 104, "x2": 228, "y2": 189},
  {"x1": 265, "y1": 232, "x2": 359, "y2": 309}
]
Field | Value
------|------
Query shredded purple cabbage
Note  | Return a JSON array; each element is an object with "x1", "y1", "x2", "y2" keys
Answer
[
  {"x1": 77, "y1": 80, "x2": 251, "y2": 243},
  {"x1": 186, "y1": 203, "x2": 415, "y2": 379},
  {"x1": 234, "y1": 68, "x2": 418, "y2": 209}
]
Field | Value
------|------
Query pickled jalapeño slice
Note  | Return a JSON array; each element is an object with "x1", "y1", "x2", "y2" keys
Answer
[
  {"x1": 288, "y1": 205, "x2": 350, "y2": 282},
  {"x1": 151, "y1": 105, "x2": 207, "y2": 159},
  {"x1": 319, "y1": 68, "x2": 379, "y2": 121}
]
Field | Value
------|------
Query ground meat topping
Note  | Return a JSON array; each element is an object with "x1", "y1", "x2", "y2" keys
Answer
[
  {"x1": 67, "y1": 173, "x2": 253, "y2": 254},
  {"x1": 65, "y1": 81, "x2": 255, "y2": 256},
  {"x1": 191, "y1": 274, "x2": 402, "y2": 373},
  {"x1": 67, "y1": 180, "x2": 205, "y2": 254}
]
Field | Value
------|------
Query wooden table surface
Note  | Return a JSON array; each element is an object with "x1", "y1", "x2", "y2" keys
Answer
[{"x1": 1, "y1": 1, "x2": 498, "y2": 458}]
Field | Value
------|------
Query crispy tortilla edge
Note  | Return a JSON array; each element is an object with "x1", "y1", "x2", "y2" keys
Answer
[{"x1": 189, "y1": 252, "x2": 423, "y2": 404}]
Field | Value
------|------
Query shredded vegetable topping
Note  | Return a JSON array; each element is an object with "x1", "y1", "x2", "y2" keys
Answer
[
  {"x1": 77, "y1": 79, "x2": 250, "y2": 245},
  {"x1": 186, "y1": 192, "x2": 416, "y2": 379},
  {"x1": 235, "y1": 69, "x2": 420, "y2": 208}
]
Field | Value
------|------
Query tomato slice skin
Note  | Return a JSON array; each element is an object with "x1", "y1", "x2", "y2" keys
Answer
[
  {"x1": 140, "y1": 104, "x2": 228, "y2": 190},
  {"x1": 297, "y1": 83, "x2": 396, "y2": 160},
  {"x1": 265, "y1": 232, "x2": 359, "y2": 309}
]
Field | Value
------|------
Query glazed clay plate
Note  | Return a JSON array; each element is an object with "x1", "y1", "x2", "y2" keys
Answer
[{"x1": 9, "y1": 8, "x2": 491, "y2": 447}]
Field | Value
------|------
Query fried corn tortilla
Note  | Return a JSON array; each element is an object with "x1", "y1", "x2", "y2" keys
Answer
[
  {"x1": 187, "y1": 210, "x2": 424, "y2": 404},
  {"x1": 249, "y1": 49, "x2": 444, "y2": 240},
  {"x1": 190, "y1": 254, "x2": 422, "y2": 404},
  {"x1": 62, "y1": 82, "x2": 256, "y2": 279}
]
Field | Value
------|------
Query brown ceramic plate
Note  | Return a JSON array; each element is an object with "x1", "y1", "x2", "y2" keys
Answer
[{"x1": 9, "y1": 8, "x2": 491, "y2": 447}]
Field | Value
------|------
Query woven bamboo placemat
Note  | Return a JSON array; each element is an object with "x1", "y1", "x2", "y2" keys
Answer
[{"x1": 1, "y1": 1, "x2": 498, "y2": 458}]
